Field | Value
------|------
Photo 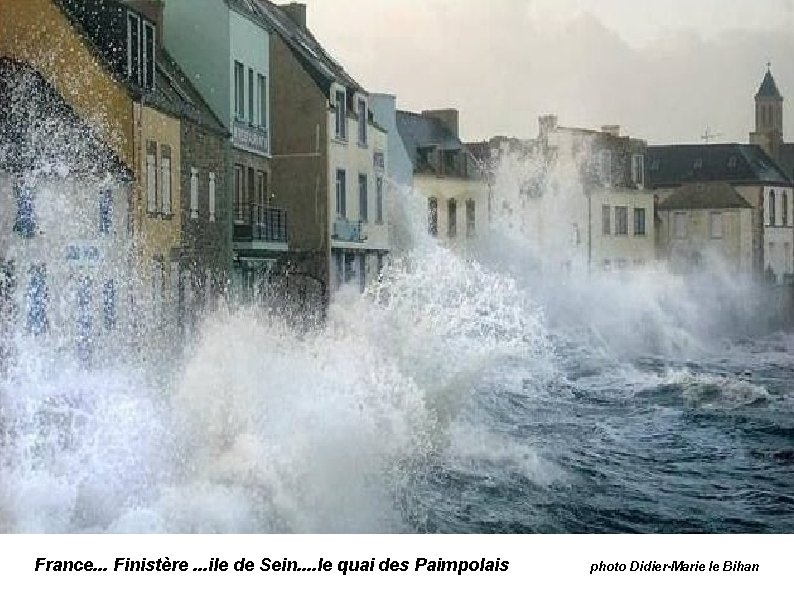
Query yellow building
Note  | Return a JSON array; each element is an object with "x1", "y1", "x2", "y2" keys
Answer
[{"x1": 1, "y1": 0, "x2": 185, "y2": 338}]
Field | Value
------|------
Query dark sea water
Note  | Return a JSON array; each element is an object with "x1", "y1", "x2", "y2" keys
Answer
[{"x1": 408, "y1": 333, "x2": 794, "y2": 533}]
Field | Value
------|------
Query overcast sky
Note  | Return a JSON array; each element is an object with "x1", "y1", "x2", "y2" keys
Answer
[{"x1": 300, "y1": 0, "x2": 794, "y2": 144}]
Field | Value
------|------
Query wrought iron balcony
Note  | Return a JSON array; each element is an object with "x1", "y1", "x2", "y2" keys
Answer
[
  {"x1": 333, "y1": 219, "x2": 367, "y2": 243},
  {"x1": 234, "y1": 205, "x2": 287, "y2": 244}
]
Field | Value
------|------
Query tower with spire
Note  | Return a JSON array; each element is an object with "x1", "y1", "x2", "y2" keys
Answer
[{"x1": 750, "y1": 64, "x2": 784, "y2": 160}]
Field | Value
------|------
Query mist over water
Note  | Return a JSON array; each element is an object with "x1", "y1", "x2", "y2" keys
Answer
[{"x1": 1, "y1": 133, "x2": 793, "y2": 533}]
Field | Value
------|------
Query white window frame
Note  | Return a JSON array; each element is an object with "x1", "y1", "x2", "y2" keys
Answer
[
  {"x1": 161, "y1": 150, "x2": 172, "y2": 215},
  {"x1": 631, "y1": 154, "x2": 644, "y2": 187},
  {"x1": 258, "y1": 74, "x2": 267, "y2": 129},
  {"x1": 357, "y1": 97, "x2": 367, "y2": 146},
  {"x1": 674, "y1": 212, "x2": 687, "y2": 239},
  {"x1": 234, "y1": 61, "x2": 245, "y2": 121},
  {"x1": 710, "y1": 211, "x2": 723, "y2": 239},
  {"x1": 209, "y1": 172, "x2": 216, "y2": 222},
  {"x1": 190, "y1": 167, "x2": 199, "y2": 219},
  {"x1": 127, "y1": 12, "x2": 141, "y2": 85},
  {"x1": 143, "y1": 21, "x2": 155, "y2": 90},
  {"x1": 334, "y1": 88, "x2": 347, "y2": 140},
  {"x1": 146, "y1": 147, "x2": 157, "y2": 214}
]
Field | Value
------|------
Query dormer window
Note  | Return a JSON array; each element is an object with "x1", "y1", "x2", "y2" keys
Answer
[
  {"x1": 335, "y1": 89, "x2": 347, "y2": 140},
  {"x1": 127, "y1": 11, "x2": 156, "y2": 91},
  {"x1": 357, "y1": 98, "x2": 367, "y2": 145}
]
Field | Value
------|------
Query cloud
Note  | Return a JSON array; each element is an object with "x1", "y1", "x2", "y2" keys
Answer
[{"x1": 301, "y1": 0, "x2": 794, "y2": 144}]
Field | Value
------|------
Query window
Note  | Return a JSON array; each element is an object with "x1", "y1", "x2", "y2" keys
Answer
[
  {"x1": 76, "y1": 277, "x2": 93, "y2": 363},
  {"x1": 448, "y1": 199, "x2": 457, "y2": 238},
  {"x1": 769, "y1": 190, "x2": 776, "y2": 226},
  {"x1": 103, "y1": 280, "x2": 116, "y2": 331},
  {"x1": 247, "y1": 167, "x2": 255, "y2": 222},
  {"x1": 377, "y1": 253, "x2": 384, "y2": 278},
  {"x1": 428, "y1": 198, "x2": 438, "y2": 236},
  {"x1": 344, "y1": 252, "x2": 356, "y2": 284},
  {"x1": 234, "y1": 61, "x2": 245, "y2": 120},
  {"x1": 466, "y1": 199, "x2": 475, "y2": 238},
  {"x1": 571, "y1": 223, "x2": 580, "y2": 245},
  {"x1": 14, "y1": 183, "x2": 35, "y2": 238},
  {"x1": 693, "y1": 158, "x2": 703, "y2": 170},
  {"x1": 26, "y1": 264, "x2": 48, "y2": 336},
  {"x1": 234, "y1": 165, "x2": 244, "y2": 223},
  {"x1": 248, "y1": 67, "x2": 254, "y2": 126},
  {"x1": 209, "y1": 172, "x2": 216, "y2": 222},
  {"x1": 143, "y1": 21, "x2": 155, "y2": 90},
  {"x1": 710, "y1": 212, "x2": 723, "y2": 239},
  {"x1": 357, "y1": 98, "x2": 367, "y2": 145},
  {"x1": 728, "y1": 156, "x2": 738, "y2": 168},
  {"x1": 615, "y1": 206, "x2": 628, "y2": 235},
  {"x1": 151, "y1": 259, "x2": 164, "y2": 320},
  {"x1": 256, "y1": 170, "x2": 266, "y2": 230},
  {"x1": 127, "y1": 13, "x2": 140, "y2": 84},
  {"x1": 631, "y1": 154, "x2": 644, "y2": 187},
  {"x1": 335, "y1": 251, "x2": 343, "y2": 287},
  {"x1": 602, "y1": 205, "x2": 611, "y2": 235},
  {"x1": 784, "y1": 192, "x2": 789, "y2": 226},
  {"x1": 358, "y1": 174, "x2": 368, "y2": 222},
  {"x1": 190, "y1": 168, "x2": 199, "y2": 219},
  {"x1": 258, "y1": 74, "x2": 267, "y2": 128},
  {"x1": 376, "y1": 177, "x2": 384, "y2": 224},
  {"x1": 160, "y1": 145, "x2": 172, "y2": 215},
  {"x1": 99, "y1": 188, "x2": 113, "y2": 234},
  {"x1": 335, "y1": 89, "x2": 347, "y2": 139},
  {"x1": 146, "y1": 141, "x2": 157, "y2": 214},
  {"x1": 674, "y1": 212, "x2": 687, "y2": 239},
  {"x1": 602, "y1": 259, "x2": 611, "y2": 271},
  {"x1": 599, "y1": 150, "x2": 612, "y2": 186},
  {"x1": 359, "y1": 254, "x2": 366, "y2": 293},
  {"x1": 336, "y1": 169, "x2": 347, "y2": 217},
  {"x1": 634, "y1": 208, "x2": 646, "y2": 236}
]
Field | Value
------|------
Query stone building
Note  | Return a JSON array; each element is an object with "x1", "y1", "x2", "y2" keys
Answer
[
  {"x1": 648, "y1": 143, "x2": 794, "y2": 283},
  {"x1": 656, "y1": 182, "x2": 754, "y2": 277}
]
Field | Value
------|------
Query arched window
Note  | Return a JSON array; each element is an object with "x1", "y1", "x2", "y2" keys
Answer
[{"x1": 769, "y1": 190, "x2": 776, "y2": 226}]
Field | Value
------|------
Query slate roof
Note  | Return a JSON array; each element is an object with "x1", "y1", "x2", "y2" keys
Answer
[
  {"x1": 658, "y1": 182, "x2": 753, "y2": 211},
  {"x1": 396, "y1": 110, "x2": 462, "y2": 161},
  {"x1": 647, "y1": 144, "x2": 793, "y2": 188},
  {"x1": 54, "y1": 0, "x2": 225, "y2": 136},
  {"x1": 757, "y1": 69, "x2": 783, "y2": 100},
  {"x1": 0, "y1": 57, "x2": 131, "y2": 178},
  {"x1": 254, "y1": 0, "x2": 365, "y2": 98}
]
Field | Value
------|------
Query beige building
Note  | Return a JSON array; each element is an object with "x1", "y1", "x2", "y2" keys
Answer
[
  {"x1": 656, "y1": 183, "x2": 754, "y2": 276},
  {"x1": 395, "y1": 109, "x2": 489, "y2": 252}
]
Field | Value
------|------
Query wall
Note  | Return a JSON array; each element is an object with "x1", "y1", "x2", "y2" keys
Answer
[
  {"x1": 269, "y1": 33, "x2": 329, "y2": 291},
  {"x1": 413, "y1": 174, "x2": 489, "y2": 253},
  {"x1": 0, "y1": 0, "x2": 133, "y2": 166},
  {"x1": 179, "y1": 120, "x2": 231, "y2": 293},
  {"x1": 163, "y1": 0, "x2": 231, "y2": 126},
  {"x1": 229, "y1": 8, "x2": 269, "y2": 136},
  {"x1": 0, "y1": 172, "x2": 134, "y2": 361},
  {"x1": 370, "y1": 93, "x2": 413, "y2": 189},
  {"x1": 134, "y1": 103, "x2": 182, "y2": 326},
  {"x1": 590, "y1": 188, "x2": 655, "y2": 270},
  {"x1": 657, "y1": 208, "x2": 753, "y2": 276}
]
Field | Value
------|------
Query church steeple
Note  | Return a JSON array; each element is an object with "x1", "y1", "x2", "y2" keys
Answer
[{"x1": 751, "y1": 64, "x2": 784, "y2": 159}]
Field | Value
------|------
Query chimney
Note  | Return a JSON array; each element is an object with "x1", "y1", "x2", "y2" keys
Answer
[
  {"x1": 422, "y1": 109, "x2": 459, "y2": 138},
  {"x1": 281, "y1": 3, "x2": 307, "y2": 29},
  {"x1": 601, "y1": 125, "x2": 620, "y2": 137},
  {"x1": 538, "y1": 114, "x2": 558, "y2": 138},
  {"x1": 126, "y1": 0, "x2": 165, "y2": 47}
]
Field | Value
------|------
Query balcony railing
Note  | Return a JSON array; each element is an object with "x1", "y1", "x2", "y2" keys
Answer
[
  {"x1": 234, "y1": 205, "x2": 287, "y2": 244},
  {"x1": 333, "y1": 219, "x2": 367, "y2": 243},
  {"x1": 233, "y1": 119, "x2": 269, "y2": 155}
]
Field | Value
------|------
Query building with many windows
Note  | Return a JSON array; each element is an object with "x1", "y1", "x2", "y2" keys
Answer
[
  {"x1": 648, "y1": 143, "x2": 794, "y2": 283},
  {"x1": 392, "y1": 108, "x2": 489, "y2": 252},
  {"x1": 164, "y1": 0, "x2": 284, "y2": 302},
  {"x1": 0, "y1": 55, "x2": 133, "y2": 366},
  {"x1": 254, "y1": 1, "x2": 389, "y2": 303}
]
